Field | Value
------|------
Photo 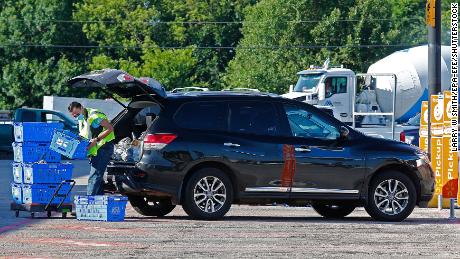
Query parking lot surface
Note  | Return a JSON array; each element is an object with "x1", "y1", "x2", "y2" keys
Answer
[{"x1": 0, "y1": 160, "x2": 459, "y2": 258}]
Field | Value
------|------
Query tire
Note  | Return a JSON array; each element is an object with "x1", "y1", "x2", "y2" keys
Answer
[
  {"x1": 128, "y1": 195, "x2": 176, "y2": 217},
  {"x1": 182, "y1": 168, "x2": 233, "y2": 220},
  {"x1": 311, "y1": 201, "x2": 355, "y2": 219},
  {"x1": 365, "y1": 170, "x2": 416, "y2": 222}
]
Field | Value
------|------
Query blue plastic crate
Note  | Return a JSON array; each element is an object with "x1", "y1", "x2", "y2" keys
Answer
[
  {"x1": 22, "y1": 162, "x2": 73, "y2": 184},
  {"x1": 74, "y1": 196, "x2": 128, "y2": 222},
  {"x1": 12, "y1": 142, "x2": 61, "y2": 163},
  {"x1": 22, "y1": 183, "x2": 71, "y2": 205},
  {"x1": 12, "y1": 163, "x2": 23, "y2": 183},
  {"x1": 50, "y1": 130, "x2": 89, "y2": 160},
  {"x1": 14, "y1": 122, "x2": 64, "y2": 143},
  {"x1": 11, "y1": 183, "x2": 23, "y2": 204}
]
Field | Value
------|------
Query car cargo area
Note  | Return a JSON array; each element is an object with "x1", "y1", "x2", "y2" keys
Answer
[
  {"x1": 111, "y1": 101, "x2": 161, "y2": 163},
  {"x1": 105, "y1": 101, "x2": 161, "y2": 193}
]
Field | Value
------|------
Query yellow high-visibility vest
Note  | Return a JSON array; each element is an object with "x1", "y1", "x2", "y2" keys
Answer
[{"x1": 78, "y1": 108, "x2": 115, "y2": 156}]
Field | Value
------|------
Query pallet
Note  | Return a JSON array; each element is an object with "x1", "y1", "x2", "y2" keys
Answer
[{"x1": 11, "y1": 203, "x2": 72, "y2": 218}]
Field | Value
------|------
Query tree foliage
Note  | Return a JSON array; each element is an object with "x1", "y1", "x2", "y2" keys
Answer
[
  {"x1": 224, "y1": 0, "x2": 437, "y2": 93},
  {"x1": 0, "y1": 0, "x2": 453, "y2": 109}
]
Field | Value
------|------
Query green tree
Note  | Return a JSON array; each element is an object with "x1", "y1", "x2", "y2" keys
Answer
[
  {"x1": 147, "y1": 0, "x2": 257, "y2": 88},
  {"x1": 225, "y1": 0, "x2": 353, "y2": 93},
  {"x1": 75, "y1": 0, "x2": 199, "y2": 90},
  {"x1": 225, "y1": 0, "x2": 427, "y2": 93},
  {"x1": 0, "y1": 57, "x2": 83, "y2": 109},
  {"x1": 88, "y1": 45, "x2": 197, "y2": 90},
  {"x1": 0, "y1": 0, "x2": 86, "y2": 109}
]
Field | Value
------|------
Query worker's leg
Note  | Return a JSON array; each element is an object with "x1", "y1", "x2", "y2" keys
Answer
[{"x1": 87, "y1": 143, "x2": 115, "y2": 195}]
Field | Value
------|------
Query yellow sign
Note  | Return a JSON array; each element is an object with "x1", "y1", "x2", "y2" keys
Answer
[
  {"x1": 428, "y1": 95, "x2": 445, "y2": 207},
  {"x1": 442, "y1": 91, "x2": 459, "y2": 198},
  {"x1": 419, "y1": 101, "x2": 429, "y2": 152},
  {"x1": 426, "y1": 0, "x2": 436, "y2": 28},
  {"x1": 431, "y1": 136, "x2": 443, "y2": 193}
]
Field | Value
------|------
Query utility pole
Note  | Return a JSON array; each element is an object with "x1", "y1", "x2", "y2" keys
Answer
[{"x1": 426, "y1": 0, "x2": 442, "y2": 152}]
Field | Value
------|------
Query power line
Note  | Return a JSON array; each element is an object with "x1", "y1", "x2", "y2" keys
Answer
[
  {"x1": 0, "y1": 43, "x2": 420, "y2": 50},
  {"x1": 6, "y1": 17, "x2": 424, "y2": 25}
]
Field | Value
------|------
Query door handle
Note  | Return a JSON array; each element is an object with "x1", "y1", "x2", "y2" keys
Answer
[
  {"x1": 224, "y1": 142, "x2": 241, "y2": 147},
  {"x1": 295, "y1": 146, "x2": 311, "y2": 152}
]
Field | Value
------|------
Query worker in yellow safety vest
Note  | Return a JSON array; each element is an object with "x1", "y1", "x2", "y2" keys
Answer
[{"x1": 68, "y1": 101, "x2": 115, "y2": 195}]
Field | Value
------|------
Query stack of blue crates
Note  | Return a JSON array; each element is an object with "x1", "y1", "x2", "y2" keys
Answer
[{"x1": 11, "y1": 122, "x2": 74, "y2": 205}]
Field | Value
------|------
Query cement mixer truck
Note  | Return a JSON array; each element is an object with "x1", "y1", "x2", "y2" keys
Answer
[{"x1": 282, "y1": 45, "x2": 452, "y2": 139}]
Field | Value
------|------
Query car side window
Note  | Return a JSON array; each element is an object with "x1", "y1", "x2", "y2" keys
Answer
[
  {"x1": 324, "y1": 77, "x2": 347, "y2": 98},
  {"x1": 175, "y1": 102, "x2": 228, "y2": 131},
  {"x1": 43, "y1": 112, "x2": 66, "y2": 123},
  {"x1": 229, "y1": 102, "x2": 278, "y2": 136},
  {"x1": 284, "y1": 104, "x2": 339, "y2": 140},
  {"x1": 20, "y1": 110, "x2": 36, "y2": 122}
]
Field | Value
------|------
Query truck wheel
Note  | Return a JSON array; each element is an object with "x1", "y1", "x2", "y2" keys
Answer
[
  {"x1": 128, "y1": 196, "x2": 175, "y2": 217},
  {"x1": 182, "y1": 168, "x2": 233, "y2": 220},
  {"x1": 365, "y1": 171, "x2": 416, "y2": 222},
  {"x1": 311, "y1": 201, "x2": 355, "y2": 218}
]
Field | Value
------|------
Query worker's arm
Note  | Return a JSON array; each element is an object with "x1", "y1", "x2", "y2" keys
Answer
[
  {"x1": 88, "y1": 119, "x2": 114, "y2": 149},
  {"x1": 96, "y1": 119, "x2": 114, "y2": 140}
]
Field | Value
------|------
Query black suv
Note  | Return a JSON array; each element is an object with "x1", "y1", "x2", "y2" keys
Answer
[{"x1": 70, "y1": 69, "x2": 434, "y2": 222}]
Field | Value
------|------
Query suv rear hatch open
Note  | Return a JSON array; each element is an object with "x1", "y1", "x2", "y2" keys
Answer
[
  {"x1": 68, "y1": 69, "x2": 166, "y2": 108},
  {"x1": 69, "y1": 69, "x2": 168, "y2": 194}
]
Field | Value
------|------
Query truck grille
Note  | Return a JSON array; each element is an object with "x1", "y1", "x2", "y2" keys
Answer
[{"x1": 293, "y1": 96, "x2": 306, "y2": 102}]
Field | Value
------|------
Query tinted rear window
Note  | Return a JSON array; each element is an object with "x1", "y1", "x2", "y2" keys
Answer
[
  {"x1": 175, "y1": 102, "x2": 227, "y2": 131},
  {"x1": 20, "y1": 110, "x2": 36, "y2": 122},
  {"x1": 229, "y1": 102, "x2": 278, "y2": 136}
]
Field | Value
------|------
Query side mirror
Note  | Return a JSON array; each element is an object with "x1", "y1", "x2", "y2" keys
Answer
[
  {"x1": 289, "y1": 84, "x2": 294, "y2": 93},
  {"x1": 318, "y1": 82, "x2": 325, "y2": 101},
  {"x1": 339, "y1": 126, "x2": 349, "y2": 139}
]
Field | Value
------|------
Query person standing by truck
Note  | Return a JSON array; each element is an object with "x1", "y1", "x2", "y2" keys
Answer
[{"x1": 68, "y1": 102, "x2": 115, "y2": 195}]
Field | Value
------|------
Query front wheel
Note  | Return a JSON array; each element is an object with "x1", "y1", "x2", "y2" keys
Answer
[
  {"x1": 311, "y1": 201, "x2": 355, "y2": 218},
  {"x1": 128, "y1": 196, "x2": 176, "y2": 217},
  {"x1": 365, "y1": 171, "x2": 416, "y2": 222},
  {"x1": 182, "y1": 168, "x2": 233, "y2": 220}
]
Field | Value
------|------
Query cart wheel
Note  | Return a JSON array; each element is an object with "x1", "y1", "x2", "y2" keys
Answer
[
  {"x1": 62, "y1": 212, "x2": 67, "y2": 219},
  {"x1": 47, "y1": 211, "x2": 51, "y2": 218},
  {"x1": 15, "y1": 210, "x2": 19, "y2": 218},
  {"x1": 31, "y1": 212, "x2": 35, "y2": 218}
]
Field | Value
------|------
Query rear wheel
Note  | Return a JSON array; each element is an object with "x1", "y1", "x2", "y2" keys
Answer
[
  {"x1": 182, "y1": 168, "x2": 233, "y2": 220},
  {"x1": 365, "y1": 171, "x2": 416, "y2": 222},
  {"x1": 128, "y1": 195, "x2": 176, "y2": 217},
  {"x1": 311, "y1": 201, "x2": 355, "y2": 218}
]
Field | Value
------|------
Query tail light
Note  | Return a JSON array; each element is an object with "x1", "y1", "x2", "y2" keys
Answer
[
  {"x1": 143, "y1": 133, "x2": 177, "y2": 150},
  {"x1": 400, "y1": 131, "x2": 405, "y2": 142},
  {"x1": 117, "y1": 73, "x2": 135, "y2": 82}
]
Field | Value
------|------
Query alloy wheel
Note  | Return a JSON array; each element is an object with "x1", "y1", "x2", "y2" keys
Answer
[
  {"x1": 193, "y1": 176, "x2": 227, "y2": 213},
  {"x1": 373, "y1": 179, "x2": 409, "y2": 216}
]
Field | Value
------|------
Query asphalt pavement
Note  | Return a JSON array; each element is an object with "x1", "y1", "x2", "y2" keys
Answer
[{"x1": 0, "y1": 160, "x2": 459, "y2": 258}]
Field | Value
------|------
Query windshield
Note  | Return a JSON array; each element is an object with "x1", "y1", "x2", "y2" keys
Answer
[{"x1": 294, "y1": 74, "x2": 323, "y2": 92}]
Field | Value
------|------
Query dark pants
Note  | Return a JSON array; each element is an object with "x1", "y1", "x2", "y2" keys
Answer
[{"x1": 87, "y1": 142, "x2": 114, "y2": 195}]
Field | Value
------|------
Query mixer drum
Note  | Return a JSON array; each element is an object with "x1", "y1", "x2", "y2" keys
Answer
[{"x1": 367, "y1": 45, "x2": 451, "y2": 122}]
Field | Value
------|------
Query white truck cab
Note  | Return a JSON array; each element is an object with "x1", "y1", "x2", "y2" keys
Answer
[{"x1": 282, "y1": 62, "x2": 356, "y2": 124}]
